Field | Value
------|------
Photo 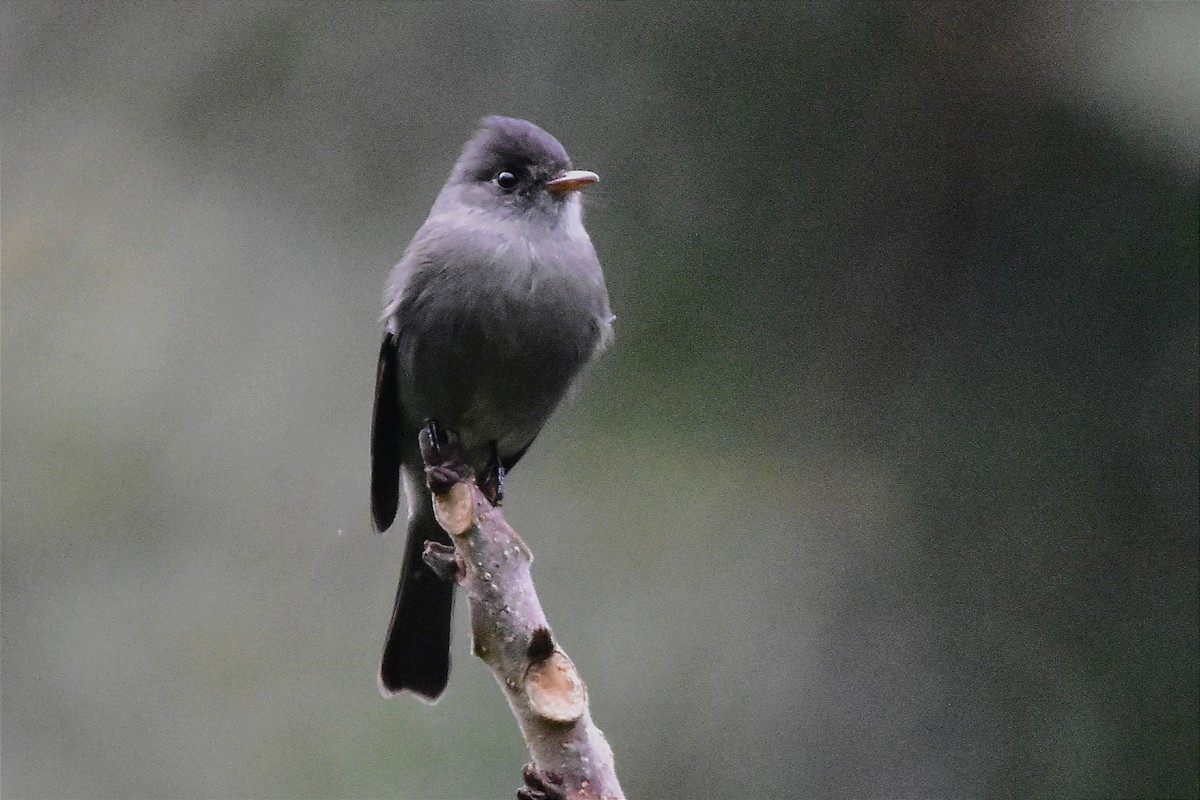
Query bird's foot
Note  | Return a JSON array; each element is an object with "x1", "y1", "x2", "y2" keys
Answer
[
  {"x1": 419, "y1": 419, "x2": 472, "y2": 494},
  {"x1": 480, "y1": 442, "x2": 505, "y2": 506}
]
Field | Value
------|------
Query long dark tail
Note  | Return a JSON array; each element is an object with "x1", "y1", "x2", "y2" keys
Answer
[{"x1": 379, "y1": 494, "x2": 454, "y2": 701}]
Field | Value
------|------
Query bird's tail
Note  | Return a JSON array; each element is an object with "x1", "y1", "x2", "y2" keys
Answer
[{"x1": 378, "y1": 494, "x2": 454, "y2": 701}]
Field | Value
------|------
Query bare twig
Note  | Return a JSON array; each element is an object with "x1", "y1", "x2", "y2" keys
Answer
[{"x1": 419, "y1": 435, "x2": 624, "y2": 800}]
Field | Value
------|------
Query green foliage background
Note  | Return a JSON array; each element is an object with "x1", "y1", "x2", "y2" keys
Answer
[{"x1": 3, "y1": 4, "x2": 1197, "y2": 798}]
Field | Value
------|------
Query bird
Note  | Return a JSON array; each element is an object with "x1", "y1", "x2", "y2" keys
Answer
[{"x1": 370, "y1": 116, "x2": 613, "y2": 700}]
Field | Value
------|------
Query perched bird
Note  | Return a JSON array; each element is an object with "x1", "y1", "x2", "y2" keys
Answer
[{"x1": 371, "y1": 116, "x2": 613, "y2": 700}]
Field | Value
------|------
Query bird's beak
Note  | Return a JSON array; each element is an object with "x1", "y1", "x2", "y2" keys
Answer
[{"x1": 545, "y1": 169, "x2": 600, "y2": 195}]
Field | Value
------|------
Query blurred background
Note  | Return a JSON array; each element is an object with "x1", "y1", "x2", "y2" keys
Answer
[{"x1": 2, "y1": 4, "x2": 1197, "y2": 798}]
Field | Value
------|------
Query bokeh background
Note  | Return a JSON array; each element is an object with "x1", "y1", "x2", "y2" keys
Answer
[{"x1": 2, "y1": 4, "x2": 1197, "y2": 798}]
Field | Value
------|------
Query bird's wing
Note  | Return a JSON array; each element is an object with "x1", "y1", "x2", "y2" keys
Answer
[{"x1": 370, "y1": 331, "x2": 403, "y2": 532}]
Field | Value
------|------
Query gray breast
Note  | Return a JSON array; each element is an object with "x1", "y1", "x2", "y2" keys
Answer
[{"x1": 395, "y1": 244, "x2": 607, "y2": 459}]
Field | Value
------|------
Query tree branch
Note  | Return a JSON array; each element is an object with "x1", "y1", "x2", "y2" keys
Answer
[{"x1": 419, "y1": 434, "x2": 625, "y2": 800}]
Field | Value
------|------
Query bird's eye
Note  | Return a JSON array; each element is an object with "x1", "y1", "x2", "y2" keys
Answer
[{"x1": 496, "y1": 171, "x2": 518, "y2": 190}]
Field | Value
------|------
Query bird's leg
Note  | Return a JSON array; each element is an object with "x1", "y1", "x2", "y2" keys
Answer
[
  {"x1": 480, "y1": 442, "x2": 505, "y2": 506},
  {"x1": 419, "y1": 419, "x2": 471, "y2": 494},
  {"x1": 423, "y1": 418, "x2": 450, "y2": 456}
]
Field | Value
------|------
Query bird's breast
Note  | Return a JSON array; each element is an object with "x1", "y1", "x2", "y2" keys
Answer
[{"x1": 396, "y1": 242, "x2": 606, "y2": 458}]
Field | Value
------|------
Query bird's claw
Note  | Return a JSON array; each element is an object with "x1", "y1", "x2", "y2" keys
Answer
[
  {"x1": 419, "y1": 419, "x2": 472, "y2": 494},
  {"x1": 480, "y1": 443, "x2": 505, "y2": 506}
]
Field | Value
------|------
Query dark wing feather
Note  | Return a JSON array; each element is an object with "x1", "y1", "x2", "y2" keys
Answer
[{"x1": 370, "y1": 332, "x2": 403, "y2": 532}]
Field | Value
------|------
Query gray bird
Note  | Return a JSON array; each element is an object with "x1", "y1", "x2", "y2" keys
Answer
[{"x1": 371, "y1": 116, "x2": 613, "y2": 700}]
